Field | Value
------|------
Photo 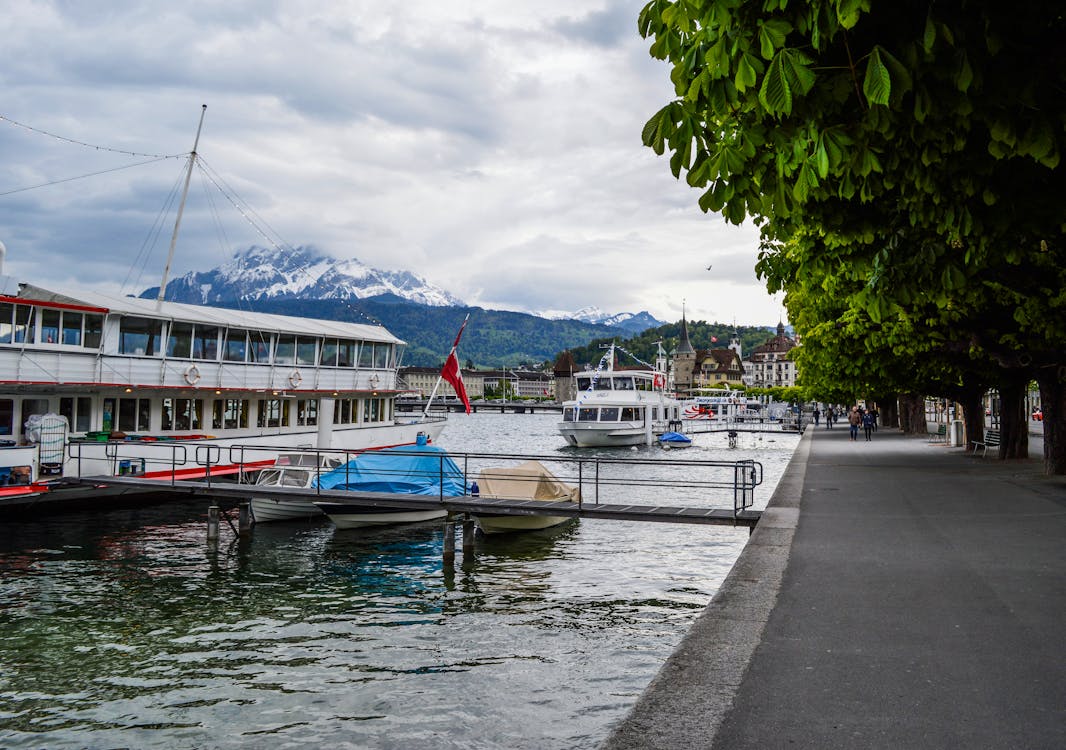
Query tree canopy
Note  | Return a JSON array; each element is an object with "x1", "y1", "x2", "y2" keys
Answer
[{"x1": 639, "y1": 0, "x2": 1066, "y2": 472}]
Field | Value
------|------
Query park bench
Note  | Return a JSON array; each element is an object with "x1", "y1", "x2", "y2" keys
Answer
[
  {"x1": 970, "y1": 429, "x2": 1001, "y2": 457},
  {"x1": 928, "y1": 423, "x2": 947, "y2": 443}
]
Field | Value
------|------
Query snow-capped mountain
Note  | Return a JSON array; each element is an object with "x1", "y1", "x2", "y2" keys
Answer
[
  {"x1": 544, "y1": 306, "x2": 666, "y2": 334},
  {"x1": 140, "y1": 246, "x2": 464, "y2": 307}
]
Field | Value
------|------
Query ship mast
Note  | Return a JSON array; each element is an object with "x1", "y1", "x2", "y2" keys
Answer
[{"x1": 156, "y1": 104, "x2": 207, "y2": 307}]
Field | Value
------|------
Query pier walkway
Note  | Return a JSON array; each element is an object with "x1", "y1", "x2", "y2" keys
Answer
[{"x1": 603, "y1": 425, "x2": 1066, "y2": 749}]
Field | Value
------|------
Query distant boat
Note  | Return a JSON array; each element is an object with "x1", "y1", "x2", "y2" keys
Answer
[
  {"x1": 558, "y1": 342, "x2": 681, "y2": 448},
  {"x1": 311, "y1": 442, "x2": 464, "y2": 528},
  {"x1": 657, "y1": 431, "x2": 692, "y2": 449},
  {"x1": 472, "y1": 460, "x2": 580, "y2": 535}
]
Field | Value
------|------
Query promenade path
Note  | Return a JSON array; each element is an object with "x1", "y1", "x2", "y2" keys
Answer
[{"x1": 603, "y1": 424, "x2": 1065, "y2": 749}]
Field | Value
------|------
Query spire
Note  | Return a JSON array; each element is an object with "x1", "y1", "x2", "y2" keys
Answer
[
  {"x1": 777, "y1": 320, "x2": 786, "y2": 338},
  {"x1": 676, "y1": 308, "x2": 695, "y2": 355}
]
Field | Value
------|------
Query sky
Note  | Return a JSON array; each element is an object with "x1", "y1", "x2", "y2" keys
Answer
[{"x1": 0, "y1": 0, "x2": 785, "y2": 327}]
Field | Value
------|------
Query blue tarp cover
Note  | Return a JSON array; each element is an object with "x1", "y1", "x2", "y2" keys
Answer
[
  {"x1": 312, "y1": 444, "x2": 467, "y2": 496},
  {"x1": 659, "y1": 431, "x2": 692, "y2": 443}
]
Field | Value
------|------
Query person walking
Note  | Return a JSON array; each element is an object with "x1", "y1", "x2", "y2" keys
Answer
[
  {"x1": 826, "y1": 408, "x2": 835, "y2": 429},
  {"x1": 862, "y1": 409, "x2": 875, "y2": 441},
  {"x1": 848, "y1": 407, "x2": 861, "y2": 441},
  {"x1": 813, "y1": 407, "x2": 821, "y2": 427}
]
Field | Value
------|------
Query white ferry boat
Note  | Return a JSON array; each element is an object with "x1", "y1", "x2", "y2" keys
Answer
[
  {"x1": 0, "y1": 254, "x2": 445, "y2": 494},
  {"x1": 557, "y1": 343, "x2": 681, "y2": 448}
]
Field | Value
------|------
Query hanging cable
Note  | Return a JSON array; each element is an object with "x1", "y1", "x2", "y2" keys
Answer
[
  {"x1": 0, "y1": 156, "x2": 178, "y2": 197},
  {"x1": 0, "y1": 113, "x2": 180, "y2": 158}
]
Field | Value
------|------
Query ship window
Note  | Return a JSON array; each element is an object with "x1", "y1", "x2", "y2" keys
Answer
[
  {"x1": 0, "y1": 303, "x2": 11, "y2": 344},
  {"x1": 167, "y1": 321, "x2": 193, "y2": 358},
  {"x1": 84, "y1": 314, "x2": 103, "y2": 349},
  {"x1": 358, "y1": 341, "x2": 374, "y2": 368},
  {"x1": 363, "y1": 397, "x2": 385, "y2": 423},
  {"x1": 41, "y1": 309, "x2": 60, "y2": 343},
  {"x1": 594, "y1": 377, "x2": 611, "y2": 390},
  {"x1": 61, "y1": 312, "x2": 83, "y2": 346},
  {"x1": 0, "y1": 399, "x2": 12, "y2": 435},
  {"x1": 563, "y1": 407, "x2": 574, "y2": 420},
  {"x1": 119, "y1": 317, "x2": 162, "y2": 356},
  {"x1": 578, "y1": 408, "x2": 597, "y2": 422},
  {"x1": 621, "y1": 407, "x2": 639, "y2": 421},
  {"x1": 296, "y1": 399, "x2": 318, "y2": 426},
  {"x1": 613, "y1": 377, "x2": 634, "y2": 390},
  {"x1": 334, "y1": 398, "x2": 354, "y2": 424},
  {"x1": 117, "y1": 398, "x2": 150, "y2": 432},
  {"x1": 599, "y1": 407, "x2": 620, "y2": 421},
  {"x1": 296, "y1": 338, "x2": 317, "y2": 366},
  {"x1": 337, "y1": 340, "x2": 355, "y2": 367},
  {"x1": 223, "y1": 329, "x2": 249, "y2": 362},
  {"x1": 212, "y1": 399, "x2": 248, "y2": 429},
  {"x1": 576, "y1": 377, "x2": 592, "y2": 391},
  {"x1": 192, "y1": 326, "x2": 219, "y2": 360},
  {"x1": 275, "y1": 335, "x2": 296, "y2": 365},
  {"x1": 13, "y1": 305, "x2": 34, "y2": 344},
  {"x1": 320, "y1": 339, "x2": 339, "y2": 367},
  {"x1": 373, "y1": 344, "x2": 391, "y2": 369},
  {"x1": 162, "y1": 398, "x2": 203, "y2": 431},
  {"x1": 257, "y1": 398, "x2": 290, "y2": 428},
  {"x1": 59, "y1": 397, "x2": 92, "y2": 433},
  {"x1": 249, "y1": 332, "x2": 272, "y2": 363}
]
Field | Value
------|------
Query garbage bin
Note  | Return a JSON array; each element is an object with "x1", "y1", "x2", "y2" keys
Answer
[{"x1": 949, "y1": 420, "x2": 965, "y2": 447}]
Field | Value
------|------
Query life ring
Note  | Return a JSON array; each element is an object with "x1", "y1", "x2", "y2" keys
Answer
[
  {"x1": 288, "y1": 369, "x2": 303, "y2": 388},
  {"x1": 184, "y1": 364, "x2": 201, "y2": 385}
]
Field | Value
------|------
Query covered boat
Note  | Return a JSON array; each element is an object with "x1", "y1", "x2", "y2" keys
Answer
[
  {"x1": 657, "y1": 431, "x2": 692, "y2": 449},
  {"x1": 472, "y1": 460, "x2": 579, "y2": 535},
  {"x1": 311, "y1": 443, "x2": 464, "y2": 528}
]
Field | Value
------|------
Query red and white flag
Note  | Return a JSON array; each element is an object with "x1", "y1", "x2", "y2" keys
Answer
[{"x1": 440, "y1": 316, "x2": 471, "y2": 413}]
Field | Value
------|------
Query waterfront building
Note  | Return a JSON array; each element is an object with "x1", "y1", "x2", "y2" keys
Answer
[
  {"x1": 746, "y1": 322, "x2": 799, "y2": 388},
  {"x1": 671, "y1": 315, "x2": 745, "y2": 394}
]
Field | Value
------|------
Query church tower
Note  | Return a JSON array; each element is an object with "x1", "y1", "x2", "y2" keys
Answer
[{"x1": 672, "y1": 309, "x2": 697, "y2": 395}]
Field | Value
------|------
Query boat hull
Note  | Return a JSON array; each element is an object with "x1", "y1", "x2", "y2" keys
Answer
[
  {"x1": 249, "y1": 496, "x2": 323, "y2": 522},
  {"x1": 317, "y1": 506, "x2": 447, "y2": 529},
  {"x1": 475, "y1": 514, "x2": 572, "y2": 534},
  {"x1": 558, "y1": 424, "x2": 649, "y2": 448}
]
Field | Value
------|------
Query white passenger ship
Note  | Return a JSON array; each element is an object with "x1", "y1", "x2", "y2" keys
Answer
[
  {"x1": 557, "y1": 343, "x2": 681, "y2": 448},
  {"x1": 0, "y1": 253, "x2": 445, "y2": 491}
]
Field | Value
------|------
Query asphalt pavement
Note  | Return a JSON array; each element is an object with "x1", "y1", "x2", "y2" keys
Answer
[{"x1": 602, "y1": 423, "x2": 1066, "y2": 749}]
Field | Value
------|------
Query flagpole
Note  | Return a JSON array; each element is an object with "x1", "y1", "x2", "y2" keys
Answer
[{"x1": 422, "y1": 314, "x2": 470, "y2": 421}]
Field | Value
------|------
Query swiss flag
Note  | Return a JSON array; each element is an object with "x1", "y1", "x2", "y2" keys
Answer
[
  {"x1": 441, "y1": 350, "x2": 471, "y2": 413},
  {"x1": 711, "y1": 336, "x2": 718, "y2": 343}
]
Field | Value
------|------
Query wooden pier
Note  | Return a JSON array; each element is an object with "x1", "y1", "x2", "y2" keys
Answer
[{"x1": 77, "y1": 475, "x2": 762, "y2": 529}]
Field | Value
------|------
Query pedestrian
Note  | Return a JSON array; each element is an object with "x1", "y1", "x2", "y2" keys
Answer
[
  {"x1": 826, "y1": 408, "x2": 834, "y2": 429},
  {"x1": 813, "y1": 407, "x2": 821, "y2": 426},
  {"x1": 848, "y1": 407, "x2": 861, "y2": 441},
  {"x1": 862, "y1": 409, "x2": 874, "y2": 441},
  {"x1": 870, "y1": 406, "x2": 879, "y2": 432}
]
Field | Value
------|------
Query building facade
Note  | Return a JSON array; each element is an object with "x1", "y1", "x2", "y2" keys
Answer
[{"x1": 747, "y1": 322, "x2": 799, "y2": 388}]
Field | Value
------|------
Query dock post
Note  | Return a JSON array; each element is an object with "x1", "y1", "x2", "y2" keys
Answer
[
  {"x1": 238, "y1": 502, "x2": 252, "y2": 534},
  {"x1": 443, "y1": 519, "x2": 456, "y2": 567},
  {"x1": 207, "y1": 505, "x2": 220, "y2": 542},
  {"x1": 462, "y1": 516, "x2": 476, "y2": 557}
]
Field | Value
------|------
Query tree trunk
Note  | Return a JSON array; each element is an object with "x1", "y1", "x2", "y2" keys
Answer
[
  {"x1": 997, "y1": 374, "x2": 1029, "y2": 460},
  {"x1": 1036, "y1": 366, "x2": 1066, "y2": 475},
  {"x1": 898, "y1": 393, "x2": 926, "y2": 435},
  {"x1": 879, "y1": 395, "x2": 899, "y2": 429},
  {"x1": 960, "y1": 390, "x2": 984, "y2": 446}
]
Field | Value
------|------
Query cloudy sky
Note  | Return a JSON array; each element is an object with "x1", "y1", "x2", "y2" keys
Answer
[{"x1": 0, "y1": 0, "x2": 784, "y2": 326}]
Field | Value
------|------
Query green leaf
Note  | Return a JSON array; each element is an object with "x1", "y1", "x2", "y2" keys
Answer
[
  {"x1": 735, "y1": 53, "x2": 758, "y2": 92},
  {"x1": 759, "y1": 53, "x2": 793, "y2": 114},
  {"x1": 955, "y1": 51, "x2": 973, "y2": 92},
  {"x1": 922, "y1": 11, "x2": 936, "y2": 52},
  {"x1": 758, "y1": 19, "x2": 792, "y2": 59},
  {"x1": 815, "y1": 141, "x2": 829, "y2": 179},
  {"x1": 862, "y1": 47, "x2": 891, "y2": 106}
]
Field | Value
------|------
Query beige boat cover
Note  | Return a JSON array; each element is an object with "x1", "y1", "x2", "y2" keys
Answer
[{"x1": 476, "y1": 461, "x2": 581, "y2": 502}]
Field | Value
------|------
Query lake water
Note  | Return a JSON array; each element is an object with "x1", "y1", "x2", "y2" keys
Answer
[{"x1": 0, "y1": 413, "x2": 799, "y2": 749}]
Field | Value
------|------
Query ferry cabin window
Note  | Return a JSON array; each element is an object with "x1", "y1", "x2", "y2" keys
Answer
[
  {"x1": 167, "y1": 322, "x2": 193, "y2": 358},
  {"x1": 594, "y1": 377, "x2": 611, "y2": 391},
  {"x1": 576, "y1": 377, "x2": 592, "y2": 391},
  {"x1": 59, "y1": 397, "x2": 92, "y2": 433},
  {"x1": 212, "y1": 399, "x2": 249, "y2": 430},
  {"x1": 296, "y1": 338, "x2": 317, "y2": 366},
  {"x1": 577, "y1": 407, "x2": 597, "y2": 422},
  {"x1": 363, "y1": 398, "x2": 385, "y2": 423},
  {"x1": 161, "y1": 398, "x2": 203, "y2": 431},
  {"x1": 320, "y1": 339, "x2": 339, "y2": 367},
  {"x1": 358, "y1": 342, "x2": 374, "y2": 368},
  {"x1": 337, "y1": 340, "x2": 355, "y2": 367},
  {"x1": 84, "y1": 314, "x2": 103, "y2": 349},
  {"x1": 334, "y1": 398, "x2": 354, "y2": 424},
  {"x1": 296, "y1": 399, "x2": 318, "y2": 426},
  {"x1": 223, "y1": 329, "x2": 248, "y2": 362},
  {"x1": 257, "y1": 399, "x2": 290, "y2": 428},
  {"x1": 119, "y1": 317, "x2": 162, "y2": 355},
  {"x1": 249, "y1": 332, "x2": 272, "y2": 363},
  {"x1": 374, "y1": 344, "x2": 391, "y2": 369},
  {"x1": 117, "y1": 398, "x2": 151, "y2": 432},
  {"x1": 599, "y1": 407, "x2": 620, "y2": 421},
  {"x1": 0, "y1": 399, "x2": 12, "y2": 435},
  {"x1": 20, "y1": 399, "x2": 50, "y2": 438},
  {"x1": 41, "y1": 309, "x2": 59, "y2": 343},
  {"x1": 275, "y1": 335, "x2": 296, "y2": 365},
  {"x1": 61, "y1": 312, "x2": 83, "y2": 346},
  {"x1": 13, "y1": 305, "x2": 35, "y2": 344},
  {"x1": 621, "y1": 407, "x2": 639, "y2": 421},
  {"x1": 192, "y1": 326, "x2": 219, "y2": 360},
  {"x1": 0, "y1": 303, "x2": 12, "y2": 343},
  {"x1": 613, "y1": 377, "x2": 635, "y2": 390},
  {"x1": 563, "y1": 407, "x2": 574, "y2": 421}
]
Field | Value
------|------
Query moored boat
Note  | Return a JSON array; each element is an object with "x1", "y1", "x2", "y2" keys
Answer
[
  {"x1": 311, "y1": 442, "x2": 463, "y2": 528},
  {"x1": 557, "y1": 343, "x2": 681, "y2": 448},
  {"x1": 248, "y1": 452, "x2": 345, "y2": 522},
  {"x1": 657, "y1": 431, "x2": 692, "y2": 449},
  {"x1": 471, "y1": 460, "x2": 579, "y2": 534}
]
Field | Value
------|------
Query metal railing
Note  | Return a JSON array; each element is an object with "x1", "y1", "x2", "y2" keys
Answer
[{"x1": 66, "y1": 441, "x2": 765, "y2": 518}]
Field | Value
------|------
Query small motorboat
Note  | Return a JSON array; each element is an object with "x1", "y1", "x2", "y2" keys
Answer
[
  {"x1": 657, "y1": 431, "x2": 692, "y2": 449},
  {"x1": 472, "y1": 460, "x2": 580, "y2": 535}
]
